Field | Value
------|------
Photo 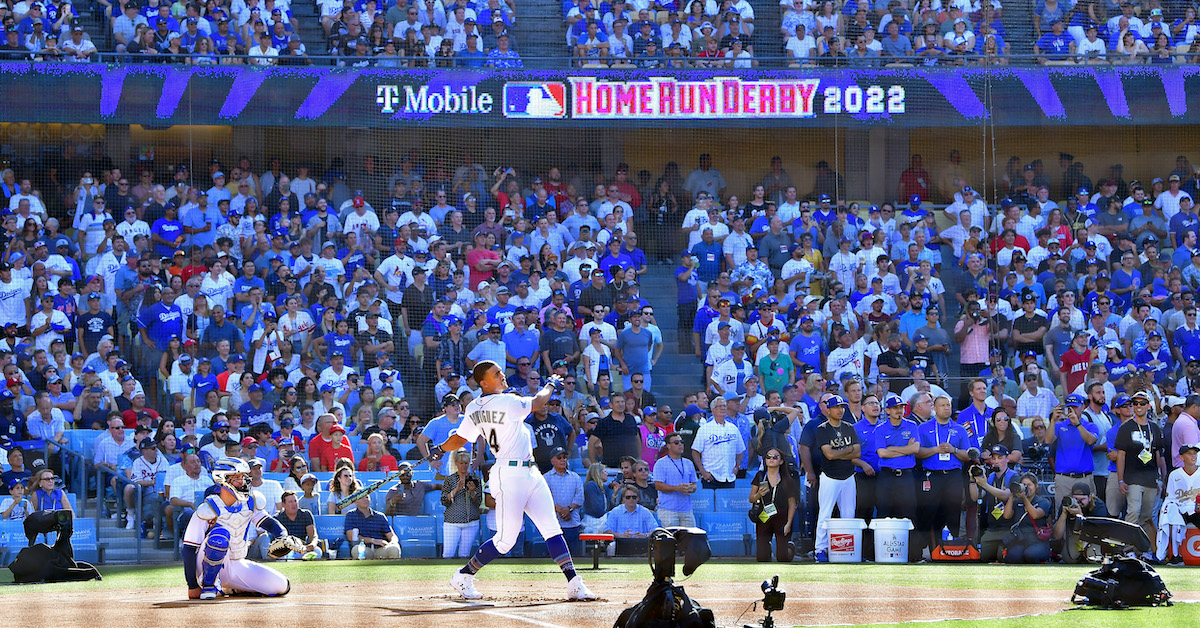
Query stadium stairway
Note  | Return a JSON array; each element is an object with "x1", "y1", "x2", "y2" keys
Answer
[
  {"x1": 294, "y1": 1, "x2": 331, "y2": 60},
  {"x1": 640, "y1": 264, "x2": 704, "y2": 408},
  {"x1": 513, "y1": 0, "x2": 566, "y2": 68},
  {"x1": 94, "y1": 511, "x2": 178, "y2": 563},
  {"x1": 753, "y1": 0, "x2": 785, "y2": 63},
  {"x1": 1000, "y1": 0, "x2": 1036, "y2": 56}
]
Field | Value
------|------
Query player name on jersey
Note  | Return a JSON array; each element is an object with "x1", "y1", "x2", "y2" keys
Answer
[
  {"x1": 568, "y1": 77, "x2": 820, "y2": 119},
  {"x1": 472, "y1": 410, "x2": 508, "y2": 425}
]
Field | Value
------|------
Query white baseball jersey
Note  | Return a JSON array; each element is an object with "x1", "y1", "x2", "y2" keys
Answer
[
  {"x1": 460, "y1": 393, "x2": 535, "y2": 462},
  {"x1": 184, "y1": 489, "x2": 270, "y2": 560}
]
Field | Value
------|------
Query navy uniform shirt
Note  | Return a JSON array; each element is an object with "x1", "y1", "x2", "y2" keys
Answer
[
  {"x1": 873, "y1": 418, "x2": 918, "y2": 470},
  {"x1": 917, "y1": 419, "x2": 970, "y2": 470},
  {"x1": 814, "y1": 420, "x2": 858, "y2": 480}
]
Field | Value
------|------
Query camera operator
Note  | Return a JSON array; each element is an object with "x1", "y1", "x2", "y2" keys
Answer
[
  {"x1": 1052, "y1": 481, "x2": 1109, "y2": 563},
  {"x1": 969, "y1": 444, "x2": 1018, "y2": 562},
  {"x1": 1021, "y1": 417, "x2": 1051, "y2": 474},
  {"x1": 1000, "y1": 472, "x2": 1052, "y2": 564}
]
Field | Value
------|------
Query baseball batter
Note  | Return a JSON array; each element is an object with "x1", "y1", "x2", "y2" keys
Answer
[
  {"x1": 181, "y1": 458, "x2": 303, "y2": 600},
  {"x1": 429, "y1": 360, "x2": 596, "y2": 602}
]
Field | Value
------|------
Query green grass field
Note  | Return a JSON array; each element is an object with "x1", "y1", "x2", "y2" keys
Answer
[{"x1": 4, "y1": 560, "x2": 1198, "y2": 626}]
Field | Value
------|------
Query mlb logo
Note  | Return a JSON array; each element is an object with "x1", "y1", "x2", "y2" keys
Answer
[
  {"x1": 504, "y1": 82, "x2": 567, "y2": 119},
  {"x1": 830, "y1": 533, "x2": 855, "y2": 553}
]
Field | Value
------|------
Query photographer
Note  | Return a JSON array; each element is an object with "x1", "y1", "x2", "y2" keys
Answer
[
  {"x1": 1052, "y1": 482, "x2": 1109, "y2": 563},
  {"x1": 953, "y1": 300, "x2": 990, "y2": 396},
  {"x1": 1000, "y1": 472, "x2": 1052, "y2": 564},
  {"x1": 969, "y1": 444, "x2": 1018, "y2": 562},
  {"x1": 1046, "y1": 395, "x2": 1100, "y2": 509}
]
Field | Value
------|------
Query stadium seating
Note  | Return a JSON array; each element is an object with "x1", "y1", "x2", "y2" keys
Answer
[
  {"x1": 390, "y1": 515, "x2": 439, "y2": 558},
  {"x1": 696, "y1": 512, "x2": 751, "y2": 556},
  {"x1": 714, "y1": 486, "x2": 752, "y2": 513},
  {"x1": 312, "y1": 515, "x2": 347, "y2": 555}
]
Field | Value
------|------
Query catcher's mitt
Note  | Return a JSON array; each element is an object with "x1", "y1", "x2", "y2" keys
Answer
[{"x1": 268, "y1": 535, "x2": 305, "y2": 559}]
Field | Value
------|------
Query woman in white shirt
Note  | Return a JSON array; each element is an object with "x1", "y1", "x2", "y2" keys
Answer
[
  {"x1": 200, "y1": 258, "x2": 236, "y2": 312},
  {"x1": 279, "y1": 295, "x2": 316, "y2": 354},
  {"x1": 581, "y1": 327, "x2": 614, "y2": 390}
]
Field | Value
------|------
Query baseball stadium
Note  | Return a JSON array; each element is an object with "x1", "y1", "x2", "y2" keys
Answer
[{"x1": 5, "y1": 0, "x2": 1200, "y2": 625}]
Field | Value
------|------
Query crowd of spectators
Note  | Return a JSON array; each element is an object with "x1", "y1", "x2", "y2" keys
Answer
[
  {"x1": 3, "y1": 0, "x2": 1200, "y2": 65},
  {"x1": 4, "y1": 145, "x2": 1200, "y2": 565},
  {"x1": 0, "y1": 0, "x2": 526, "y2": 66}
]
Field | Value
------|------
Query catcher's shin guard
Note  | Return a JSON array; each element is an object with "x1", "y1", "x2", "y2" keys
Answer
[{"x1": 201, "y1": 526, "x2": 231, "y2": 587}]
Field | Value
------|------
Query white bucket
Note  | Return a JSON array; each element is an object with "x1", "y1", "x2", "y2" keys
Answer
[
  {"x1": 827, "y1": 518, "x2": 867, "y2": 563},
  {"x1": 869, "y1": 518, "x2": 914, "y2": 563}
]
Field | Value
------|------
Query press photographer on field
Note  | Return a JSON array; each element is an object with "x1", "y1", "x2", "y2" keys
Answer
[
  {"x1": 999, "y1": 473, "x2": 1053, "y2": 564},
  {"x1": 1052, "y1": 482, "x2": 1109, "y2": 563},
  {"x1": 968, "y1": 444, "x2": 1019, "y2": 562}
]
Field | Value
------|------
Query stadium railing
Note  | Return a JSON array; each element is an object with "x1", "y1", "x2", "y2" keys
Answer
[{"x1": 5, "y1": 51, "x2": 1198, "y2": 68}]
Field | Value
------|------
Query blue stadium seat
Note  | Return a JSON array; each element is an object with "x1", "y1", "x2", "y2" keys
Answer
[
  {"x1": 690, "y1": 489, "x2": 715, "y2": 515},
  {"x1": 423, "y1": 491, "x2": 444, "y2": 516},
  {"x1": 714, "y1": 487, "x2": 752, "y2": 513},
  {"x1": 262, "y1": 472, "x2": 288, "y2": 484},
  {"x1": 394, "y1": 444, "x2": 416, "y2": 459},
  {"x1": 698, "y1": 512, "x2": 750, "y2": 556},
  {"x1": 391, "y1": 515, "x2": 438, "y2": 558},
  {"x1": 0, "y1": 519, "x2": 25, "y2": 566},
  {"x1": 313, "y1": 515, "x2": 347, "y2": 555},
  {"x1": 524, "y1": 516, "x2": 549, "y2": 558},
  {"x1": 72, "y1": 518, "x2": 99, "y2": 564}
]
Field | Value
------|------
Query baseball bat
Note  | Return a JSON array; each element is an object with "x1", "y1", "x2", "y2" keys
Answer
[{"x1": 334, "y1": 458, "x2": 432, "y2": 511}]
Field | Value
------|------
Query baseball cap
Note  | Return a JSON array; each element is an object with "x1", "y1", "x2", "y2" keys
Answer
[
  {"x1": 1180, "y1": 444, "x2": 1200, "y2": 456},
  {"x1": 211, "y1": 420, "x2": 230, "y2": 431},
  {"x1": 883, "y1": 394, "x2": 905, "y2": 409},
  {"x1": 823, "y1": 394, "x2": 848, "y2": 408},
  {"x1": 1064, "y1": 394, "x2": 1086, "y2": 408},
  {"x1": 549, "y1": 446, "x2": 568, "y2": 458},
  {"x1": 1112, "y1": 393, "x2": 1131, "y2": 408},
  {"x1": 684, "y1": 404, "x2": 703, "y2": 417},
  {"x1": 987, "y1": 444, "x2": 1009, "y2": 457},
  {"x1": 300, "y1": 473, "x2": 318, "y2": 484},
  {"x1": 240, "y1": 436, "x2": 257, "y2": 449}
]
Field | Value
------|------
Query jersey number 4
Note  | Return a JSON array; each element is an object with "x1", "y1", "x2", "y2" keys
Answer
[{"x1": 488, "y1": 429, "x2": 500, "y2": 453}]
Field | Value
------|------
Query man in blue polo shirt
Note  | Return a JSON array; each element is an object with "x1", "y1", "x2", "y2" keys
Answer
[
  {"x1": 873, "y1": 394, "x2": 918, "y2": 555},
  {"x1": 690, "y1": 227, "x2": 723, "y2": 284},
  {"x1": 1047, "y1": 393, "x2": 1100, "y2": 509},
  {"x1": 916, "y1": 394, "x2": 970, "y2": 553},
  {"x1": 343, "y1": 494, "x2": 401, "y2": 558}
]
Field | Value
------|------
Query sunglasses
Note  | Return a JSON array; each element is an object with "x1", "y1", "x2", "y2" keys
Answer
[
  {"x1": 1132, "y1": 400, "x2": 1150, "y2": 406},
  {"x1": 764, "y1": 454, "x2": 781, "y2": 459},
  {"x1": 623, "y1": 495, "x2": 638, "y2": 500}
]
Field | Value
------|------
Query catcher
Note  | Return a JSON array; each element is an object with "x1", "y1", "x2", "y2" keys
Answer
[{"x1": 182, "y1": 458, "x2": 304, "y2": 600}]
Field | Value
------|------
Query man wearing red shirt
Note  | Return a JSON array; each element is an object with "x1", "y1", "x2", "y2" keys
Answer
[
  {"x1": 121, "y1": 391, "x2": 161, "y2": 428},
  {"x1": 308, "y1": 414, "x2": 355, "y2": 471},
  {"x1": 898, "y1": 154, "x2": 931, "y2": 202},
  {"x1": 466, "y1": 230, "x2": 500, "y2": 287},
  {"x1": 1058, "y1": 329, "x2": 1093, "y2": 394}
]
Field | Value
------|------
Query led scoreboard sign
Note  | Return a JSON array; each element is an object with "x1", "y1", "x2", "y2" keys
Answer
[{"x1": 566, "y1": 77, "x2": 906, "y2": 119}]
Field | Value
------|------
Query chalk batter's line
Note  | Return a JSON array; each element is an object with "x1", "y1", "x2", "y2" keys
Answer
[{"x1": 480, "y1": 609, "x2": 570, "y2": 628}]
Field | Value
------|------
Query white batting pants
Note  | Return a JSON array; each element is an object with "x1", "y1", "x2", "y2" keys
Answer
[
  {"x1": 195, "y1": 553, "x2": 290, "y2": 596},
  {"x1": 816, "y1": 472, "x2": 857, "y2": 552},
  {"x1": 490, "y1": 464, "x2": 564, "y2": 554}
]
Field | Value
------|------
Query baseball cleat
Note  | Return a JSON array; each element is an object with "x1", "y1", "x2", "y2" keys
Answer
[
  {"x1": 199, "y1": 586, "x2": 220, "y2": 600},
  {"x1": 451, "y1": 570, "x2": 482, "y2": 600},
  {"x1": 567, "y1": 576, "x2": 597, "y2": 601}
]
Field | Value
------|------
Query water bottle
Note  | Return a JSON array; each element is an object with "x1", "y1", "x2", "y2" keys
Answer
[
  {"x1": 941, "y1": 526, "x2": 952, "y2": 541},
  {"x1": 355, "y1": 543, "x2": 367, "y2": 561}
]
